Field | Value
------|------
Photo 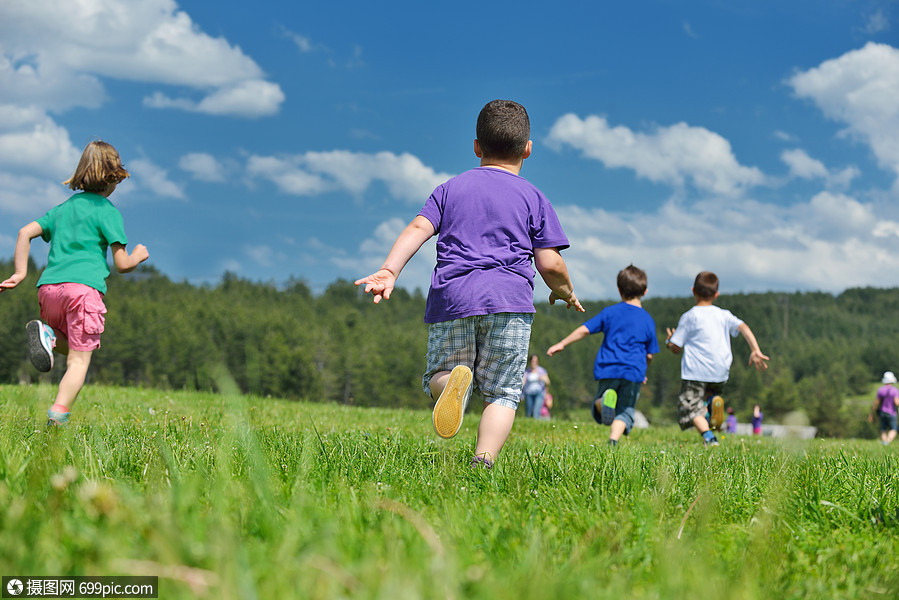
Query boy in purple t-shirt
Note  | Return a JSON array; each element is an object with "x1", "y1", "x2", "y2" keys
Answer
[
  {"x1": 356, "y1": 100, "x2": 583, "y2": 468},
  {"x1": 870, "y1": 371, "x2": 898, "y2": 445},
  {"x1": 547, "y1": 265, "x2": 659, "y2": 447}
]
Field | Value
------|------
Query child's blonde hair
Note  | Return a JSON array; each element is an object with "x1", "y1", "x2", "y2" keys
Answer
[{"x1": 63, "y1": 141, "x2": 130, "y2": 192}]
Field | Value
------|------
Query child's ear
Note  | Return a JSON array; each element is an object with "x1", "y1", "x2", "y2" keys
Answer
[
  {"x1": 473, "y1": 139, "x2": 482, "y2": 158},
  {"x1": 522, "y1": 140, "x2": 532, "y2": 160}
]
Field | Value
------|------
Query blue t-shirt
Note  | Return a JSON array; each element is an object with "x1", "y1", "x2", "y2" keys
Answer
[
  {"x1": 417, "y1": 167, "x2": 569, "y2": 323},
  {"x1": 583, "y1": 302, "x2": 660, "y2": 382}
]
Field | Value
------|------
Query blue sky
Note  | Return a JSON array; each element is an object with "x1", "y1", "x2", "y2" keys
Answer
[{"x1": 1, "y1": 0, "x2": 898, "y2": 300}]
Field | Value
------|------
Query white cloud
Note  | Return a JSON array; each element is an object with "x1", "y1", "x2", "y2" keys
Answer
[
  {"x1": 129, "y1": 157, "x2": 185, "y2": 199},
  {"x1": 246, "y1": 151, "x2": 453, "y2": 202},
  {"x1": 0, "y1": 106, "x2": 80, "y2": 177},
  {"x1": 179, "y1": 153, "x2": 225, "y2": 182},
  {"x1": 863, "y1": 10, "x2": 890, "y2": 35},
  {"x1": 781, "y1": 148, "x2": 859, "y2": 188},
  {"x1": 0, "y1": 0, "x2": 284, "y2": 117},
  {"x1": 546, "y1": 114, "x2": 766, "y2": 196},
  {"x1": 788, "y1": 43, "x2": 899, "y2": 185},
  {"x1": 548, "y1": 190, "x2": 899, "y2": 299}
]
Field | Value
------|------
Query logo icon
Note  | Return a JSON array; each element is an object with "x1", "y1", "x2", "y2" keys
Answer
[{"x1": 6, "y1": 579, "x2": 24, "y2": 596}]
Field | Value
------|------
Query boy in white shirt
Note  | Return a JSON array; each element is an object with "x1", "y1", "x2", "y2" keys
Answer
[{"x1": 665, "y1": 271, "x2": 769, "y2": 445}]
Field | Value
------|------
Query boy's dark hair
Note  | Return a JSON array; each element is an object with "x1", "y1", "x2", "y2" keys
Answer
[
  {"x1": 476, "y1": 100, "x2": 530, "y2": 160},
  {"x1": 617, "y1": 264, "x2": 647, "y2": 300},
  {"x1": 693, "y1": 271, "x2": 719, "y2": 299}
]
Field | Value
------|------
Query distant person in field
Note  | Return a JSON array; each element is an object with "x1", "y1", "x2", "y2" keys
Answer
[
  {"x1": 0, "y1": 141, "x2": 149, "y2": 425},
  {"x1": 539, "y1": 391, "x2": 553, "y2": 420},
  {"x1": 870, "y1": 371, "x2": 898, "y2": 445},
  {"x1": 547, "y1": 265, "x2": 659, "y2": 447},
  {"x1": 665, "y1": 271, "x2": 769, "y2": 446},
  {"x1": 752, "y1": 404, "x2": 763, "y2": 435},
  {"x1": 725, "y1": 406, "x2": 737, "y2": 434},
  {"x1": 355, "y1": 99, "x2": 583, "y2": 468},
  {"x1": 522, "y1": 354, "x2": 550, "y2": 418}
]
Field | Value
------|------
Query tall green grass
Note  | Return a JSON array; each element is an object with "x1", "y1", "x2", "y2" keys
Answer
[{"x1": 1, "y1": 384, "x2": 897, "y2": 599}]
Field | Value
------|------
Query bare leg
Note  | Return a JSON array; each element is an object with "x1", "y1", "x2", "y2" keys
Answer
[
  {"x1": 474, "y1": 403, "x2": 516, "y2": 462},
  {"x1": 609, "y1": 419, "x2": 627, "y2": 442},
  {"x1": 54, "y1": 350, "x2": 92, "y2": 411},
  {"x1": 887, "y1": 429, "x2": 898, "y2": 444},
  {"x1": 428, "y1": 370, "x2": 452, "y2": 399},
  {"x1": 693, "y1": 415, "x2": 711, "y2": 434}
]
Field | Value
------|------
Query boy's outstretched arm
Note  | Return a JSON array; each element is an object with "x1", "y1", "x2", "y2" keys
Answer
[
  {"x1": 111, "y1": 242, "x2": 150, "y2": 274},
  {"x1": 534, "y1": 247, "x2": 584, "y2": 312},
  {"x1": 547, "y1": 325, "x2": 589, "y2": 356},
  {"x1": 0, "y1": 221, "x2": 43, "y2": 293},
  {"x1": 738, "y1": 322, "x2": 769, "y2": 370},
  {"x1": 355, "y1": 216, "x2": 435, "y2": 304},
  {"x1": 664, "y1": 327, "x2": 682, "y2": 355}
]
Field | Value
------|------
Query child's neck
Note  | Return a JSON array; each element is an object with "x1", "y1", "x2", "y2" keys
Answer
[
  {"x1": 695, "y1": 298, "x2": 716, "y2": 306},
  {"x1": 480, "y1": 158, "x2": 523, "y2": 175},
  {"x1": 622, "y1": 297, "x2": 642, "y2": 307}
]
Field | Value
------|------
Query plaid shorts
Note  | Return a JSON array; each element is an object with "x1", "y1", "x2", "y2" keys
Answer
[
  {"x1": 423, "y1": 313, "x2": 533, "y2": 410},
  {"x1": 677, "y1": 380, "x2": 725, "y2": 430}
]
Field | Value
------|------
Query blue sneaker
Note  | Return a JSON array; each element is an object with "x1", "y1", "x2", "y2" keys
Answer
[
  {"x1": 47, "y1": 409, "x2": 69, "y2": 426},
  {"x1": 432, "y1": 365, "x2": 473, "y2": 439},
  {"x1": 26, "y1": 320, "x2": 56, "y2": 372}
]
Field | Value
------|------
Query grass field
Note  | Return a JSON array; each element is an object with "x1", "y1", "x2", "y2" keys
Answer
[{"x1": 1, "y1": 384, "x2": 898, "y2": 599}]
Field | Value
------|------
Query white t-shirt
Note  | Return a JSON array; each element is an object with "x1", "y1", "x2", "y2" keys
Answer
[{"x1": 669, "y1": 305, "x2": 743, "y2": 383}]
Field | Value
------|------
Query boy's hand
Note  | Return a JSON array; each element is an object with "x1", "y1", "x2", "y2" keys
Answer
[
  {"x1": 748, "y1": 350, "x2": 770, "y2": 371},
  {"x1": 549, "y1": 290, "x2": 585, "y2": 312},
  {"x1": 546, "y1": 343, "x2": 565, "y2": 357},
  {"x1": 355, "y1": 269, "x2": 397, "y2": 304},
  {"x1": 665, "y1": 327, "x2": 676, "y2": 339},
  {"x1": 0, "y1": 272, "x2": 25, "y2": 292}
]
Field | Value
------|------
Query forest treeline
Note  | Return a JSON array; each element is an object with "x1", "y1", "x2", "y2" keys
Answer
[{"x1": 1, "y1": 258, "x2": 896, "y2": 438}]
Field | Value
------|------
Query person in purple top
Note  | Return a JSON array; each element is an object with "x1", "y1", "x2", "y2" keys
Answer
[
  {"x1": 725, "y1": 407, "x2": 737, "y2": 434},
  {"x1": 870, "y1": 371, "x2": 898, "y2": 445},
  {"x1": 356, "y1": 100, "x2": 584, "y2": 468}
]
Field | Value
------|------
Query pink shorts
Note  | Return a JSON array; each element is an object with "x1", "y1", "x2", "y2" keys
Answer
[{"x1": 38, "y1": 283, "x2": 107, "y2": 352}]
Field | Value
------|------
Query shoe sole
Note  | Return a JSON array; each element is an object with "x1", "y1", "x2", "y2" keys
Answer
[
  {"x1": 597, "y1": 389, "x2": 617, "y2": 426},
  {"x1": 26, "y1": 320, "x2": 53, "y2": 373},
  {"x1": 710, "y1": 395, "x2": 725, "y2": 430},
  {"x1": 433, "y1": 365, "x2": 472, "y2": 439}
]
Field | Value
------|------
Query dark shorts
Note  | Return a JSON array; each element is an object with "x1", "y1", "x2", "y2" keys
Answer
[
  {"x1": 677, "y1": 380, "x2": 725, "y2": 430},
  {"x1": 880, "y1": 411, "x2": 898, "y2": 433},
  {"x1": 592, "y1": 379, "x2": 641, "y2": 433}
]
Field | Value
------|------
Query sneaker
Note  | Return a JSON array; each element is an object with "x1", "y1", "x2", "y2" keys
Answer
[
  {"x1": 598, "y1": 389, "x2": 617, "y2": 426},
  {"x1": 47, "y1": 409, "x2": 69, "y2": 426},
  {"x1": 709, "y1": 395, "x2": 725, "y2": 430},
  {"x1": 26, "y1": 320, "x2": 56, "y2": 372},
  {"x1": 432, "y1": 365, "x2": 473, "y2": 439},
  {"x1": 705, "y1": 438, "x2": 720, "y2": 447}
]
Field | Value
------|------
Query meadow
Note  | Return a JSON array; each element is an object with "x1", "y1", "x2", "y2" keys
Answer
[{"x1": 1, "y1": 384, "x2": 897, "y2": 599}]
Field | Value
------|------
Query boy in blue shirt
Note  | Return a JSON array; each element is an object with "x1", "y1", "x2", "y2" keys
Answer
[{"x1": 547, "y1": 265, "x2": 659, "y2": 446}]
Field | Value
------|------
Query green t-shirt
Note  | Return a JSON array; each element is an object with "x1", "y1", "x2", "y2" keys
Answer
[{"x1": 36, "y1": 192, "x2": 128, "y2": 294}]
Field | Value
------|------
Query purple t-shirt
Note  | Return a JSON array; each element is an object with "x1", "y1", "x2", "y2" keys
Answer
[
  {"x1": 418, "y1": 167, "x2": 569, "y2": 323},
  {"x1": 877, "y1": 384, "x2": 898, "y2": 416}
]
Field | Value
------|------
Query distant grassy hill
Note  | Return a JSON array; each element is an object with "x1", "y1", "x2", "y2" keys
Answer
[{"x1": 2, "y1": 258, "x2": 898, "y2": 438}]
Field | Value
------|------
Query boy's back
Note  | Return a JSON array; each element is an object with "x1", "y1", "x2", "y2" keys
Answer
[
  {"x1": 419, "y1": 166, "x2": 568, "y2": 323},
  {"x1": 585, "y1": 302, "x2": 657, "y2": 382},
  {"x1": 671, "y1": 304, "x2": 742, "y2": 383}
]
